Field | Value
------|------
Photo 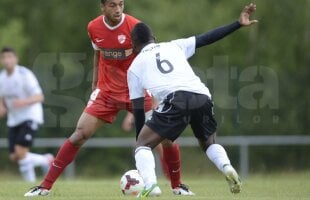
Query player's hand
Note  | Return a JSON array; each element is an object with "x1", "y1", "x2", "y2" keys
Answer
[
  {"x1": 122, "y1": 112, "x2": 134, "y2": 132},
  {"x1": 12, "y1": 99, "x2": 29, "y2": 109},
  {"x1": 239, "y1": 3, "x2": 258, "y2": 26}
]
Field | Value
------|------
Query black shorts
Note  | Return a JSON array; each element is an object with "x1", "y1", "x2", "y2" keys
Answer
[
  {"x1": 8, "y1": 120, "x2": 38, "y2": 153},
  {"x1": 146, "y1": 91, "x2": 217, "y2": 141}
]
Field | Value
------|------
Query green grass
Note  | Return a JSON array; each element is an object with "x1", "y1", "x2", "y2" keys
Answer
[{"x1": 1, "y1": 172, "x2": 310, "y2": 200}]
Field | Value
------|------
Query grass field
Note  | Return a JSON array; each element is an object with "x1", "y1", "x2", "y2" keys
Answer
[{"x1": 1, "y1": 172, "x2": 310, "y2": 200}]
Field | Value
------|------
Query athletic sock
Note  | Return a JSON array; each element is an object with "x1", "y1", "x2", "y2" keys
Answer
[
  {"x1": 18, "y1": 156, "x2": 36, "y2": 182},
  {"x1": 135, "y1": 146, "x2": 157, "y2": 190},
  {"x1": 163, "y1": 143, "x2": 181, "y2": 189},
  {"x1": 41, "y1": 140, "x2": 79, "y2": 189},
  {"x1": 160, "y1": 155, "x2": 171, "y2": 180},
  {"x1": 27, "y1": 152, "x2": 49, "y2": 167},
  {"x1": 206, "y1": 144, "x2": 231, "y2": 173}
]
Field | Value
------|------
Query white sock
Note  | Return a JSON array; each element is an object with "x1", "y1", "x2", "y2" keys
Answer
[
  {"x1": 135, "y1": 146, "x2": 157, "y2": 189},
  {"x1": 27, "y1": 152, "x2": 49, "y2": 167},
  {"x1": 18, "y1": 156, "x2": 36, "y2": 182},
  {"x1": 206, "y1": 144, "x2": 231, "y2": 173}
]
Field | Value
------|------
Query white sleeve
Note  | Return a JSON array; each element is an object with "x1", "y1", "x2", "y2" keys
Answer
[
  {"x1": 127, "y1": 70, "x2": 145, "y2": 100},
  {"x1": 171, "y1": 36, "x2": 196, "y2": 59},
  {"x1": 91, "y1": 41, "x2": 100, "y2": 50},
  {"x1": 24, "y1": 71, "x2": 43, "y2": 96}
]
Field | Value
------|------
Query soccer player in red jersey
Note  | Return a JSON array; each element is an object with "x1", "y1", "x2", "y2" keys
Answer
[{"x1": 24, "y1": 0, "x2": 192, "y2": 197}]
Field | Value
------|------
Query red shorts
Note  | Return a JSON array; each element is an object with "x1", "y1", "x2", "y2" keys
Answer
[{"x1": 84, "y1": 89, "x2": 153, "y2": 123}]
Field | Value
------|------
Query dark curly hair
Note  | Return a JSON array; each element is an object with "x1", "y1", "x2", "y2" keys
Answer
[{"x1": 131, "y1": 23, "x2": 154, "y2": 45}]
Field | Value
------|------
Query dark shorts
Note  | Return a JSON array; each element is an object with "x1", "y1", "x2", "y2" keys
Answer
[
  {"x1": 8, "y1": 120, "x2": 38, "y2": 153},
  {"x1": 146, "y1": 91, "x2": 217, "y2": 141}
]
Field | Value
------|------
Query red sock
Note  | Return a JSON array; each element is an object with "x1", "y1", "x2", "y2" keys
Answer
[
  {"x1": 41, "y1": 140, "x2": 79, "y2": 189},
  {"x1": 163, "y1": 143, "x2": 181, "y2": 189},
  {"x1": 160, "y1": 155, "x2": 171, "y2": 180}
]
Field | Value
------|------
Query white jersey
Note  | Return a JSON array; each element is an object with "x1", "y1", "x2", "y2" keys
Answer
[
  {"x1": 128, "y1": 37, "x2": 211, "y2": 102},
  {"x1": 0, "y1": 65, "x2": 44, "y2": 127}
]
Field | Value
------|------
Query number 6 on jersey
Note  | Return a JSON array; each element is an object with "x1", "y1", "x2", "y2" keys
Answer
[{"x1": 156, "y1": 53, "x2": 174, "y2": 74}]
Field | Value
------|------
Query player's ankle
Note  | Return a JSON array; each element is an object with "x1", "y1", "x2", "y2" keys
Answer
[
  {"x1": 145, "y1": 183, "x2": 157, "y2": 190},
  {"x1": 171, "y1": 182, "x2": 182, "y2": 189},
  {"x1": 40, "y1": 182, "x2": 52, "y2": 190}
]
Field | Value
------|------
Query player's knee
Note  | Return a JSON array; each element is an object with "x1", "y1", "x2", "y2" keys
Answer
[
  {"x1": 135, "y1": 138, "x2": 156, "y2": 150},
  {"x1": 160, "y1": 139, "x2": 174, "y2": 147},
  {"x1": 135, "y1": 139, "x2": 147, "y2": 149},
  {"x1": 199, "y1": 134, "x2": 216, "y2": 151},
  {"x1": 70, "y1": 127, "x2": 93, "y2": 146}
]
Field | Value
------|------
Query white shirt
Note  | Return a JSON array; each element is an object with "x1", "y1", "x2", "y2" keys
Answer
[
  {"x1": 128, "y1": 37, "x2": 211, "y2": 102},
  {"x1": 0, "y1": 65, "x2": 44, "y2": 127}
]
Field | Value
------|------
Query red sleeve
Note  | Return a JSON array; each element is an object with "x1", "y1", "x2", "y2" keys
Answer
[{"x1": 87, "y1": 20, "x2": 95, "y2": 43}]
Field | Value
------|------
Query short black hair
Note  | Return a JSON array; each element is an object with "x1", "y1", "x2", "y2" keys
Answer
[
  {"x1": 1, "y1": 47, "x2": 16, "y2": 55},
  {"x1": 101, "y1": 0, "x2": 124, "y2": 4},
  {"x1": 131, "y1": 23, "x2": 154, "y2": 45}
]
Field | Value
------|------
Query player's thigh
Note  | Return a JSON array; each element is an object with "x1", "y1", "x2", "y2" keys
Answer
[
  {"x1": 190, "y1": 98, "x2": 217, "y2": 151},
  {"x1": 70, "y1": 112, "x2": 105, "y2": 145}
]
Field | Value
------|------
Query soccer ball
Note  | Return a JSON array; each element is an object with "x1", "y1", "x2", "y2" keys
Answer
[{"x1": 120, "y1": 170, "x2": 145, "y2": 196}]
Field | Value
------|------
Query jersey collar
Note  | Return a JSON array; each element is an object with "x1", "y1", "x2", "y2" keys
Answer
[
  {"x1": 141, "y1": 43, "x2": 157, "y2": 53},
  {"x1": 102, "y1": 13, "x2": 125, "y2": 30}
]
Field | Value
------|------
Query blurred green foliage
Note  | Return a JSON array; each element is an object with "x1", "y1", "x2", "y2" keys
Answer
[{"x1": 0, "y1": 0, "x2": 309, "y2": 176}]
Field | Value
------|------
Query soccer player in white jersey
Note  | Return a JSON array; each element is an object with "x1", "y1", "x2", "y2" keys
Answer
[
  {"x1": 0, "y1": 47, "x2": 54, "y2": 182},
  {"x1": 127, "y1": 4, "x2": 257, "y2": 198}
]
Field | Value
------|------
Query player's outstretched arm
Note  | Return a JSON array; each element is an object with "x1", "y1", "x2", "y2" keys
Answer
[
  {"x1": 132, "y1": 97, "x2": 145, "y2": 140},
  {"x1": 196, "y1": 3, "x2": 258, "y2": 48}
]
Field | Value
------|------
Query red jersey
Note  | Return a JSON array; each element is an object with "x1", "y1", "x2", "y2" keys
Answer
[{"x1": 88, "y1": 14, "x2": 139, "y2": 102}]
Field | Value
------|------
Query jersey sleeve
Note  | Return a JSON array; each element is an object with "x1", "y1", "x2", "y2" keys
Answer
[
  {"x1": 87, "y1": 20, "x2": 99, "y2": 51},
  {"x1": 24, "y1": 71, "x2": 43, "y2": 96},
  {"x1": 171, "y1": 36, "x2": 196, "y2": 59},
  {"x1": 87, "y1": 30, "x2": 100, "y2": 51},
  {"x1": 127, "y1": 70, "x2": 144, "y2": 100}
]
